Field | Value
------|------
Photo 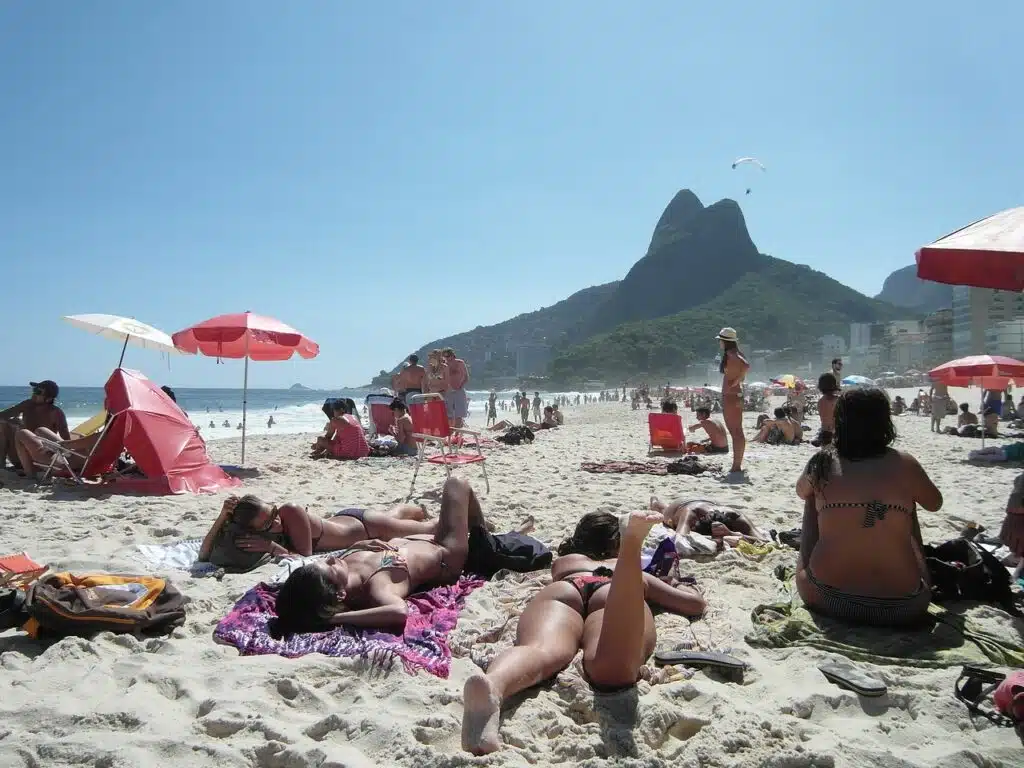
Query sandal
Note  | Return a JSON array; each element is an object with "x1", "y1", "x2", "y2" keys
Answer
[
  {"x1": 819, "y1": 661, "x2": 887, "y2": 697},
  {"x1": 653, "y1": 650, "x2": 747, "y2": 679},
  {"x1": 954, "y1": 666, "x2": 1016, "y2": 727}
]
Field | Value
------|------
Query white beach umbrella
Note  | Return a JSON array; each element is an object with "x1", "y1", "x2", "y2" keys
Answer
[{"x1": 63, "y1": 314, "x2": 190, "y2": 367}]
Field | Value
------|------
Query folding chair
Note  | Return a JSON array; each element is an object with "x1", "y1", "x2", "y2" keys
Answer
[
  {"x1": 408, "y1": 393, "x2": 489, "y2": 495},
  {"x1": 0, "y1": 552, "x2": 46, "y2": 590},
  {"x1": 35, "y1": 426, "x2": 119, "y2": 484},
  {"x1": 648, "y1": 412, "x2": 685, "y2": 453}
]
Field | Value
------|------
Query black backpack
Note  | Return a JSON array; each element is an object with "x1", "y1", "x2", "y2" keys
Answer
[
  {"x1": 465, "y1": 528, "x2": 552, "y2": 578},
  {"x1": 923, "y1": 538, "x2": 1017, "y2": 613}
]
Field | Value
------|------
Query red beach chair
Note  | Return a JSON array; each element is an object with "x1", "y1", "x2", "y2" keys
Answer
[
  {"x1": 648, "y1": 412, "x2": 685, "y2": 453},
  {"x1": 407, "y1": 393, "x2": 489, "y2": 495}
]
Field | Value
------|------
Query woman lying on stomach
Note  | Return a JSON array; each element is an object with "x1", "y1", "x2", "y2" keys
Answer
[
  {"x1": 268, "y1": 477, "x2": 483, "y2": 635},
  {"x1": 461, "y1": 509, "x2": 706, "y2": 756},
  {"x1": 796, "y1": 386, "x2": 942, "y2": 628},
  {"x1": 199, "y1": 494, "x2": 437, "y2": 563}
]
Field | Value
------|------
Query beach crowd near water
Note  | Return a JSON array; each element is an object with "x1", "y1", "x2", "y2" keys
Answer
[{"x1": 1, "y1": 329, "x2": 1024, "y2": 767}]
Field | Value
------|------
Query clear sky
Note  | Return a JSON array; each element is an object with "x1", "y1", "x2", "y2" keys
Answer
[{"x1": 2, "y1": 2, "x2": 1021, "y2": 389}]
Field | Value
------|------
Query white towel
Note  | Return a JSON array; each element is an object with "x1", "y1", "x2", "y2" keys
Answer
[{"x1": 131, "y1": 539, "x2": 218, "y2": 576}]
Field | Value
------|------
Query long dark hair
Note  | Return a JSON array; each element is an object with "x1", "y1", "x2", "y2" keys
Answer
[
  {"x1": 267, "y1": 564, "x2": 341, "y2": 639},
  {"x1": 719, "y1": 340, "x2": 739, "y2": 374},
  {"x1": 806, "y1": 387, "x2": 896, "y2": 488},
  {"x1": 231, "y1": 495, "x2": 266, "y2": 525},
  {"x1": 556, "y1": 511, "x2": 620, "y2": 559}
]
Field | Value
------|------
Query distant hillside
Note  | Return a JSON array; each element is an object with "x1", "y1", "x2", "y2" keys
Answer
[
  {"x1": 876, "y1": 265, "x2": 953, "y2": 312},
  {"x1": 372, "y1": 189, "x2": 906, "y2": 387},
  {"x1": 370, "y1": 282, "x2": 619, "y2": 386},
  {"x1": 552, "y1": 261, "x2": 903, "y2": 382}
]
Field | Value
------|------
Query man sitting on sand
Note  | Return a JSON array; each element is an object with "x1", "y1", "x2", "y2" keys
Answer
[
  {"x1": 685, "y1": 407, "x2": 729, "y2": 454},
  {"x1": 650, "y1": 496, "x2": 766, "y2": 547},
  {"x1": 753, "y1": 407, "x2": 799, "y2": 445},
  {"x1": 0, "y1": 380, "x2": 68, "y2": 472}
]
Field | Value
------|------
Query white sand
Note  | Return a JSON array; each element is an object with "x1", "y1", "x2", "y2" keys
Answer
[{"x1": 1, "y1": 388, "x2": 1021, "y2": 768}]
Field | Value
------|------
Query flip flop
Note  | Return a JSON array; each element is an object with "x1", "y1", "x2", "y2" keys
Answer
[
  {"x1": 819, "y1": 661, "x2": 887, "y2": 697},
  {"x1": 653, "y1": 650, "x2": 747, "y2": 672}
]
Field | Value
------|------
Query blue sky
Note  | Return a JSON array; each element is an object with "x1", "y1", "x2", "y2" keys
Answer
[{"x1": 2, "y1": 2, "x2": 1021, "y2": 389}]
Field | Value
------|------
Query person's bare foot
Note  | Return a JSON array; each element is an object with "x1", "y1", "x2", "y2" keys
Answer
[
  {"x1": 649, "y1": 495, "x2": 666, "y2": 514},
  {"x1": 462, "y1": 673, "x2": 502, "y2": 755},
  {"x1": 621, "y1": 510, "x2": 663, "y2": 543},
  {"x1": 516, "y1": 515, "x2": 536, "y2": 535}
]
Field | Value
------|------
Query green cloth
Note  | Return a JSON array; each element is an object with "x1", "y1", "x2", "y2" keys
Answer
[
  {"x1": 1003, "y1": 441, "x2": 1024, "y2": 462},
  {"x1": 746, "y1": 570, "x2": 1024, "y2": 668}
]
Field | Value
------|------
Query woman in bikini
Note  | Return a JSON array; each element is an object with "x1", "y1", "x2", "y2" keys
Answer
[
  {"x1": 796, "y1": 386, "x2": 943, "y2": 627},
  {"x1": 717, "y1": 327, "x2": 749, "y2": 474},
  {"x1": 650, "y1": 496, "x2": 766, "y2": 547},
  {"x1": 461, "y1": 510, "x2": 705, "y2": 755},
  {"x1": 198, "y1": 495, "x2": 436, "y2": 561},
  {"x1": 268, "y1": 477, "x2": 483, "y2": 635},
  {"x1": 425, "y1": 349, "x2": 450, "y2": 395}
]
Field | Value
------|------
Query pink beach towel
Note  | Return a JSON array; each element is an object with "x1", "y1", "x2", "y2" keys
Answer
[{"x1": 213, "y1": 576, "x2": 484, "y2": 678}]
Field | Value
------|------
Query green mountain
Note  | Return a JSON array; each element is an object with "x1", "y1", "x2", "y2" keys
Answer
[
  {"x1": 372, "y1": 189, "x2": 905, "y2": 387},
  {"x1": 875, "y1": 264, "x2": 953, "y2": 312}
]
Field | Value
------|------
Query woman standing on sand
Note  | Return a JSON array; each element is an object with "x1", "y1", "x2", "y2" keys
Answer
[
  {"x1": 717, "y1": 327, "x2": 749, "y2": 474},
  {"x1": 425, "y1": 349, "x2": 450, "y2": 395}
]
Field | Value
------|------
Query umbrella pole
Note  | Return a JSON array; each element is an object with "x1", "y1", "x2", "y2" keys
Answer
[
  {"x1": 118, "y1": 335, "x2": 129, "y2": 368},
  {"x1": 241, "y1": 354, "x2": 249, "y2": 466}
]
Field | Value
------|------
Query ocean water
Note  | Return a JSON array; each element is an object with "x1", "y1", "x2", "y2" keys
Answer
[{"x1": 0, "y1": 385, "x2": 605, "y2": 441}]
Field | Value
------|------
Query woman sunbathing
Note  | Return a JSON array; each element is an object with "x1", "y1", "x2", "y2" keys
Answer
[
  {"x1": 13, "y1": 427, "x2": 107, "y2": 482},
  {"x1": 649, "y1": 496, "x2": 765, "y2": 546},
  {"x1": 269, "y1": 477, "x2": 483, "y2": 635},
  {"x1": 796, "y1": 386, "x2": 942, "y2": 627},
  {"x1": 461, "y1": 509, "x2": 706, "y2": 755},
  {"x1": 198, "y1": 495, "x2": 437, "y2": 561}
]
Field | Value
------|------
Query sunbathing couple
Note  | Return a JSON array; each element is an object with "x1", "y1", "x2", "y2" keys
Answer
[
  {"x1": 753, "y1": 406, "x2": 802, "y2": 445},
  {"x1": 224, "y1": 477, "x2": 705, "y2": 754}
]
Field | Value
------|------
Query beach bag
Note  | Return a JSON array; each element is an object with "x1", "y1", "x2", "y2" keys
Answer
[
  {"x1": 23, "y1": 573, "x2": 187, "y2": 638},
  {"x1": 465, "y1": 528, "x2": 552, "y2": 578},
  {"x1": 923, "y1": 538, "x2": 1016, "y2": 612}
]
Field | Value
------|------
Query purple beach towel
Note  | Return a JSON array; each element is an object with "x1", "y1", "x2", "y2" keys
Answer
[{"x1": 214, "y1": 576, "x2": 484, "y2": 678}]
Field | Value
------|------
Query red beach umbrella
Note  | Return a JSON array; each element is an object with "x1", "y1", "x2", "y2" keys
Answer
[
  {"x1": 916, "y1": 207, "x2": 1024, "y2": 291},
  {"x1": 172, "y1": 312, "x2": 319, "y2": 465},
  {"x1": 927, "y1": 354, "x2": 1024, "y2": 390}
]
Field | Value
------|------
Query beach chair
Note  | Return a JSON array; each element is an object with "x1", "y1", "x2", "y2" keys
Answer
[
  {"x1": 34, "y1": 429, "x2": 119, "y2": 484},
  {"x1": 648, "y1": 412, "x2": 684, "y2": 453},
  {"x1": 70, "y1": 410, "x2": 107, "y2": 438},
  {"x1": 407, "y1": 393, "x2": 489, "y2": 495},
  {"x1": 365, "y1": 395, "x2": 396, "y2": 437},
  {"x1": 0, "y1": 552, "x2": 46, "y2": 590}
]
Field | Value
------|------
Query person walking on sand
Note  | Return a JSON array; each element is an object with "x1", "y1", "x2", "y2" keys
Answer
[
  {"x1": 717, "y1": 327, "x2": 749, "y2": 474},
  {"x1": 519, "y1": 392, "x2": 530, "y2": 425},
  {"x1": 531, "y1": 392, "x2": 542, "y2": 422},
  {"x1": 486, "y1": 391, "x2": 497, "y2": 427},
  {"x1": 442, "y1": 348, "x2": 470, "y2": 428},
  {"x1": 929, "y1": 382, "x2": 949, "y2": 433}
]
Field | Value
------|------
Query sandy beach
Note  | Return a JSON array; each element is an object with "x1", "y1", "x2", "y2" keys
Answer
[{"x1": 1, "y1": 387, "x2": 1021, "y2": 768}]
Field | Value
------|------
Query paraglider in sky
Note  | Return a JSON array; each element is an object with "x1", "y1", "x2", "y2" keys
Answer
[{"x1": 731, "y1": 157, "x2": 766, "y2": 195}]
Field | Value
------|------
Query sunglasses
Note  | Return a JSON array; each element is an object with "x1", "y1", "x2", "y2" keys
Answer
[{"x1": 32, "y1": 388, "x2": 44, "y2": 396}]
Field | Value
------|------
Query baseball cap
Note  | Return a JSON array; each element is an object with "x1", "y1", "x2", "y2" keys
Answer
[{"x1": 30, "y1": 380, "x2": 59, "y2": 399}]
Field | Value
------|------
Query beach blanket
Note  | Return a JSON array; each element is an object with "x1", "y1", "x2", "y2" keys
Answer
[
  {"x1": 582, "y1": 458, "x2": 721, "y2": 476},
  {"x1": 214, "y1": 576, "x2": 484, "y2": 677},
  {"x1": 132, "y1": 539, "x2": 219, "y2": 577},
  {"x1": 747, "y1": 570, "x2": 1024, "y2": 668}
]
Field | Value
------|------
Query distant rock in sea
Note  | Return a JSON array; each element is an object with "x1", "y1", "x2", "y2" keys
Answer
[{"x1": 289, "y1": 383, "x2": 312, "y2": 391}]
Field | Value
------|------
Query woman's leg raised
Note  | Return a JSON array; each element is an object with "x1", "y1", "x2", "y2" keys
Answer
[
  {"x1": 580, "y1": 511, "x2": 661, "y2": 688},
  {"x1": 462, "y1": 583, "x2": 584, "y2": 755}
]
